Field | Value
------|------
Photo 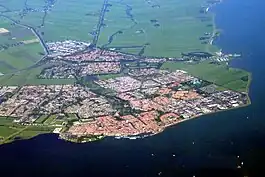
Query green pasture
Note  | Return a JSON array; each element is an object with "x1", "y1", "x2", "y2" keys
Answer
[
  {"x1": 0, "y1": 66, "x2": 76, "y2": 86},
  {"x1": 1, "y1": 0, "x2": 217, "y2": 57},
  {"x1": 161, "y1": 61, "x2": 250, "y2": 92}
]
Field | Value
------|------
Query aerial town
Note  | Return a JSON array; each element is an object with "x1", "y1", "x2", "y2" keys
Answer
[
  {"x1": 0, "y1": 38, "x2": 247, "y2": 142},
  {"x1": 0, "y1": 45, "x2": 248, "y2": 142},
  {"x1": 38, "y1": 40, "x2": 237, "y2": 80}
]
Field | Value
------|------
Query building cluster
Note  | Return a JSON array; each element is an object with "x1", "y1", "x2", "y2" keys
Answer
[
  {"x1": 38, "y1": 64, "x2": 77, "y2": 79},
  {"x1": 79, "y1": 62, "x2": 121, "y2": 76},
  {"x1": 128, "y1": 68, "x2": 168, "y2": 77},
  {"x1": 67, "y1": 69, "x2": 248, "y2": 137},
  {"x1": 95, "y1": 76, "x2": 142, "y2": 93},
  {"x1": 0, "y1": 86, "x2": 17, "y2": 97},
  {"x1": 43, "y1": 41, "x2": 232, "y2": 83},
  {"x1": 65, "y1": 96, "x2": 115, "y2": 119},
  {"x1": 0, "y1": 66, "x2": 248, "y2": 138},
  {"x1": 95, "y1": 70, "x2": 193, "y2": 93},
  {"x1": 142, "y1": 58, "x2": 167, "y2": 63},
  {"x1": 68, "y1": 83, "x2": 247, "y2": 137},
  {"x1": 68, "y1": 111, "x2": 164, "y2": 137},
  {"x1": 0, "y1": 85, "x2": 96, "y2": 122},
  {"x1": 39, "y1": 62, "x2": 121, "y2": 79},
  {"x1": 43, "y1": 42, "x2": 188, "y2": 80},
  {"x1": 210, "y1": 53, "x2": 231, "y2": 62},
  {"x1": 47, "y1": 40, "x2": 91, "y2": 57},
  {"x1": 59, "y1": 48, "x2": 138, "y2": 62},
  {"x1": 52, "y1": 46, "x2": 183, "y2": 63},
  {"x1": 0, "y1": 86, "x2": 18, "y2": 104}
]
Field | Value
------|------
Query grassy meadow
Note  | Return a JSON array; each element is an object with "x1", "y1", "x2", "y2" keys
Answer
[
  {"x1": 99, "y1": 0, "x2": 218, "y2": 57},
  {"x1": 0, "y1": 116, "x2": 53, "y2": 144},
  {"x1": 162, "y1": 61, "x2": 251, "y2": 92},
  {"x1": 0, "y1": 17, "x2": 44, "y2": 74},
  {"x1": 0, "y1": 0, "x2": 249, "y2": 93},
  {"x1": 0, "y1": 65, "x2": 76, "y2": 86},
  {"x1": 1, "y1": 0, "x2": 217, "y2": 57}
]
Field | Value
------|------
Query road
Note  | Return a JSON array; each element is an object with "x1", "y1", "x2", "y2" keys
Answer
[
  {"x1": 0, "y1": 14, "x2": 50, "y2": 55},
  {"x1": 92, "y1": 0, "x2": 109, "y2": 46},
  {"x1": 0, "y1": 13, "x2": 50, "y2": 76}
]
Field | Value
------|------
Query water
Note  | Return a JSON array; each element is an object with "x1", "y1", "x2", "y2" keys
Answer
[{"x1": 0, "y1": 0, "x2": 265, "y2": 176}]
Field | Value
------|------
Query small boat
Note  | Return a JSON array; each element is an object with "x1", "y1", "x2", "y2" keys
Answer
[{"x1": 128, "y1": 137, "x2": 137, "y2": 140}]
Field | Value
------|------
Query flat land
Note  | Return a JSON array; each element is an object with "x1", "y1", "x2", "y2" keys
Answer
[
  {"x1": 44, "y1": 115, "x2": 57, "y2": 125},
  {"x1": 0, "y1": 116, "x2": 53, "y2": 144},
  {"x1": 15, "y1": 126, "x2": 53, "y2": 140},
  {"x1": 0, "y1": 66, "x2": 76, "y2": 86},
  {"x1": 0, "y1": 117, "x2": 26, "y2": 141},
  {"x1": 0, "y1": 0, "x2": 252, "y2": 145},
  {"x1": 161, "y1": 61, "x2": 250, "y2": 92},
  {"x1": 35, "y1": 115, "x2": 48, "y2": 124},
  {"x1": 99, "y1": 0, "x2": 219, "y2": 57},
  {"x1": 0, "y1": 0, "x2": 222, "y2": 85},
  {"x1": 0, "y1": 18, "x2": 44, "y2": 74},
  {"x1": 1, "y1": 0, "x2": 218, "y2": 57},
  {"x1": 0, "y1": 43, "x2": 43, "y2": 72},
  {"x1": 98, "y1": 73, "x2": 124, "y2": 80}
]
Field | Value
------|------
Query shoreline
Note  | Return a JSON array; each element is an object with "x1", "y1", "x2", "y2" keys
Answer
[
  {"x1": 58, "y1": 0, "x2": 253, "y2": 143},
  {"x1": 58, "y1": 99, "x2": 251, "y2": 144},
  {"x1": 0, "y1": 0, "x2": 253, "y2": 145},
  {"x1": 205, "y1": 0, "x2": 222, "y2": 54},
  {"x1": 0, "y1": 97, "x2": 251, "y2": 146}
]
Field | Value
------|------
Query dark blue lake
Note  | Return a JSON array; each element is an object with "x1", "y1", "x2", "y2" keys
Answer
[{"x1": 0, "y1": 0, "x2": 264, "y2": 176}]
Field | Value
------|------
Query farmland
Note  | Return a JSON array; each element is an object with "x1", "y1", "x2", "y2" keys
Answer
[{"x1": 161, "y1": 61, "x2": 251, "y2": 92}]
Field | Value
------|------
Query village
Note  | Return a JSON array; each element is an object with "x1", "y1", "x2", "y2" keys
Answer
[
  {"x1": 0, "y1": 67, "x2": 248, "y2": 140},
  {"x1": 38, "y1": 40, "x2": 239, "y2": 80}
]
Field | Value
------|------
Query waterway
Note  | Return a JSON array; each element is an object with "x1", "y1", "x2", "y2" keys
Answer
[{"x1": 0, "y1": 0, "x2": 265, "y2": 176}]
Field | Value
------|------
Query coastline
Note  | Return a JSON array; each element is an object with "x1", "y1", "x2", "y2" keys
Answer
[
  {"x1": 57, "y1": 0, "x2": 252, "y2": 144},
  {"x1": 0, "y1": 92, "x2": 251, "y2": 145},
  {"x1": 58, "y1": 99, "x2": 252, "y2": 143},
  {"x1": 0, "y1": 0, "x2": 253, "y2": 146},
  {"x1": 205, "y1": 0, "x2": 221, "y2": 54},
  {"x1": 1, "y1": 1, "x2": 265, "y2": 177}
]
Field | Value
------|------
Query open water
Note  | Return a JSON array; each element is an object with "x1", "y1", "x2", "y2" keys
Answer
[{"x1": 0, "y1": 0, "x2": 265, "y2": 176}]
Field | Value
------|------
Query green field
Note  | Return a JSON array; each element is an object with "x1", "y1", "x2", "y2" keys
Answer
[
  {"x1": 1, "y1": 0, "x2": 218, "y2": 57},
  {"x1": 0, "y1": 126, "x2": 17, "y2": 138},
  {"x1": 0, "y1": 0, "x2": 252, "y2": 145},
  {"x1": 0, "y1": 116, "x2": 53, "y2": 144},
  {"x1": 0, "y1": 0, "x2": 224, "y2": 86},
  {"x1": 97, "y1": 73, "x2": 125, "y2": 80},
  {"x1": 1, "y1": 0, "x2": 101, "y2": 42},
  {"x1": 35, "y1": 115, "x2": 48, "y2": 124},
  {"x1": 0, "y1": 43, "x2": 44, "y2": 73},
  {"x1": 0, "y1": 16, "x2": 44, "y2": 74},
  {"x1": 0, "y1": 117, "x2": 22, "y2": 141},
  {"x1": 0, "y1": 66, "x2": 76, "y2": 86},
  {"x1": 161, "y1": 61, "x2": 250, "y2": 92},
  {"x1": 15, "y1": 126, "x2": 53, "y2": 140},
  {"x1": 44, "y1": 115, "x2": 57, "y2": 125},
  {"x1": 99, "y1": 0, "x2": 219, "y2": 56}
]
